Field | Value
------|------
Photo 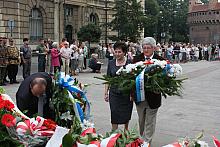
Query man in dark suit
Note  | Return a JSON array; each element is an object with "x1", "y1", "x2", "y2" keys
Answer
[
  {"x1": 133, "y1": 37, "x2": 164, "y2": 145},
  {"x1": 16, "y1": 72, "x2": 54, "y2": 119}
]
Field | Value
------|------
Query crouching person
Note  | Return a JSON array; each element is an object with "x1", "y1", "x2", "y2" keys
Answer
[{"x1": 88, "y1": 53, "x2": 102, "y2": 73}]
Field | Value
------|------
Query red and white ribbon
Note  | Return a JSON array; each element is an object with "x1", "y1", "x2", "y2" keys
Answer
[
  {"x1": 77, "y1": 141, "x2": 100, "y2": 147},
  {"x1": 16, "y1": 116, "x2": 55, "y2": 137},
  {"x1": 100, "y1": 133, "x2": 121, "y2": 147},
  {"x1": 213, "y1": 136, "x2": 220, "y2": 147},
  {"x1": 77, "y1": 133, "x2": 121, "y2": 147},
  {"x1": 162, "y1": 142, "x2": 182, "y2": 147},
  {"x1": 81, "y1": 128, "x2": 96, "y2": 137}
]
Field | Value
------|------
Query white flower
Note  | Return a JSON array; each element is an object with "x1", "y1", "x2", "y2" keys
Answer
[
  {"x1": 173, "y1": 64, "x2": 182, "y2": 76},
  {"x1": 135, "y1": 61, "x2": 144, "y2": 67},
  {"x1": 152, "y1": 59, "x2": 167, "y2": 68},
  {"x1": 125, "y1": 64, "x2": 136, "y2": 73},
  {"x1": 60, "y1": 111, "x2": 73, "y2": 121},
  {"x1": 167, "y1": 64, "x2": 182, "y2": 77},
  {"x1": 81, "y1": 119, "x2": 95, "y2": 130},
  {"x1": 116, "y1": 66, "x2": 124, "y2": 75}
]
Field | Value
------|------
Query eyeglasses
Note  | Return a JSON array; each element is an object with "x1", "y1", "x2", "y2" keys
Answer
[{"x1": 143, "y1": 47, "x2": 153, "y2": 50}]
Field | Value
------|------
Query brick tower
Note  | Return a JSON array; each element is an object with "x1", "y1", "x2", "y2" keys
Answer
[
  {"x1": 209, "y1": 0, "x2": 218, "y2": 9},
  {"x1": 189, "y1": 0, "x2": 198, "y2": 12}
]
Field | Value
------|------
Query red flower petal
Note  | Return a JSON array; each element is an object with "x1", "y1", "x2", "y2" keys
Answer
[
  {"x1": 4, "y1": 100, "x2": 14, "y2": 111},
  {"x1": 1, "y1": 114, "x2": 16, "y2": 127}
]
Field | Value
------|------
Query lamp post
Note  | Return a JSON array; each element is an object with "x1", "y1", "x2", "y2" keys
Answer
[
  {"x1": 63, "y1": 0, "x2": 66, "y2": 39},
  {"x1": 105, "y1": 0, "x2": 108, "y2": 46}
]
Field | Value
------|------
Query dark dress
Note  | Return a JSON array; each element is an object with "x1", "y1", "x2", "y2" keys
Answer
[{"x1": 107, "y1": 59, "x2": 133, "y2": 124}]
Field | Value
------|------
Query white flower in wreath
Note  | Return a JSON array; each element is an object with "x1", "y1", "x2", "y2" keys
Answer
[
  {"x1": 173, "y1": 64, "x2": 182, "y2": 76},
  {"x1": 151, "y1": 59, "x2": 167, "y2": 68},
  {"x1": 81, "y1": 119, "x2": 95, "y2": 130},
  {"x1": 167, "y1": 67, "x2": 175, "y2": 77},
  {"x1": 116, "y1": 66, "x2": 124, "y2": 75},
  {"x1": 135, "y1": 61, "x2": 145, "y2": 67},
  {"x1": 125, "y1": 64, "x2": 137, "y2": 73},
  {"x1": 60, "y1": 111, "x2": 73, "y2": 121}
]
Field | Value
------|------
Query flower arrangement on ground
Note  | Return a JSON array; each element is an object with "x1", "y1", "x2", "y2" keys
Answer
[
  {"x1": 0, "y1": 87, "x2": 57, "y2": 147},
  {"x1": 163, "y1": 131, "x2": 210, "y2": 147},
  {"x1": 96, "y1": 59, "x2": 186, "y2": 102},
  {"x1": 51, "y1": 72, "x2": 91, "y2": 128}
]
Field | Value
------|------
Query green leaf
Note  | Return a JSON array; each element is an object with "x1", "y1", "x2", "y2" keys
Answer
[
  {"x1": 0, "y1": 87, "x2": 5, "y2": 94},
  {"x1": 62, "y1": 133, "x2": 74, "y2": 147}
]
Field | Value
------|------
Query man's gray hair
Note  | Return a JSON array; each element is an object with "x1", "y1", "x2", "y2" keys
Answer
[
  {"x1": 142, "y1": 37, "x2": 156, "y2": 47},
  {"x1": 52, "y1": 42, "x2": 58, "y2": 48}
]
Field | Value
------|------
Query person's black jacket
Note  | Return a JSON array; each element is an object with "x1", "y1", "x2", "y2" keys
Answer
[
  {"x1": 133, "y1": 53, "x2": 164, "y2": 109},
  {"x1": 16, "y1": 72, "x2": 54, "y2": 119}
]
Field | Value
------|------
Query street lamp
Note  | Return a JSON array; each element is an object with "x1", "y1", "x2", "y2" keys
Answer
[
  {"x1": 63, "y1": 0, "x2": 66, "y2": 39},
  {"x1": 105, "y1": 0, "x2": 108, "y2": 46}
]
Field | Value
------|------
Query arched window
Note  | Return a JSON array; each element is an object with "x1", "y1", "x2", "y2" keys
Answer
[
  {"x1": 89, "y1": 13, "x2": 99, "y2": 25},
  {"x1": 29, "y1": 8, "x2": 43, "y2": 41}
]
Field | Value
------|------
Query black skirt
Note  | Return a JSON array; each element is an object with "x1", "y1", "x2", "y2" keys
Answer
[{"x1": 109, "y1": 87, "x2": 133, "y2": 124}]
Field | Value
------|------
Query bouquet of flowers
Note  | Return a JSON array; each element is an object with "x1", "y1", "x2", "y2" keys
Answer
[
  {"x1": 96, "y1": 59, "x2": 186, "y2": 102},
  {"x1": 51, "y1": 72, "x2": 90, "y2": 128},
  {"x1": 61, "y1": 121, "x2": 149, "y2": 147},
  {"x1": 0, "y1": 88, "x2": 57, "y2": 147},
  {"x1": 163, "y1": 131, "x2": 209, "y2": 147}
]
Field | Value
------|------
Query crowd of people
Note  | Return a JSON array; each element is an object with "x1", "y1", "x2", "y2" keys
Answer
[
  {"x1": 104, "y1": 41, "x2": 220, "y2": 63},
  {"x1": 1, "y1": 35, "x2": 220, "y2": 146},
  {"x1": 0, "y1": 37, "x2": 106, "y2": 86}
]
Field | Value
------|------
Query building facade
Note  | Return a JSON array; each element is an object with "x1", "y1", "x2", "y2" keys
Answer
[
  {"x1": 0, "y1": 0, "x2": 115, "y2": 46},
  {"x1": 188, "y1": 0, "x2": 220, "y2": 44}
]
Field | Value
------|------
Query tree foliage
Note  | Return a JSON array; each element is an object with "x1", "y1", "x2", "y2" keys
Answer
[
  {"x1": 77, "y1": 23, "x2": 102, "y2": 43},
  {"x1": 109, "y1": 0, "x2": 147, "y2": 42},
  {"x1": 200, "y1": 0, "x2": 208, "y2": 4},
  {"x1": 156, "y1": 0, "x2": 189, "y2": 42},
  {"x1": 144, "y1": 0, "x2": 160, "y2": 37}
]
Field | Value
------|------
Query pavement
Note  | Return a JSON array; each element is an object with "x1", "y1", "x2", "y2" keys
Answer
[{"x1": 2, "y1": 57, "x2": 220, "y2": 147}]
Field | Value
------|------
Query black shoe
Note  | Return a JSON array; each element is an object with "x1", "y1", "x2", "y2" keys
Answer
[
  {"x1": 10, "y1": 80, "x2": 13, "y2": 84},
  {"x1": 13, "y1": 81, "x2": 19, "y2": 84},
  {"x1": 4, "y1": 79, "x2": 9, "y2": 83},
  {"x1": 0, "y1": 83, "x2": 7, "y2": 86}
]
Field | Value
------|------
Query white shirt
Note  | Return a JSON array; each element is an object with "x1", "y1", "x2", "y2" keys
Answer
[
  {"x1": 60, "y1": 47, "x2": 72, "y2": 59},
  {"x1": 145, "y1": 53, "x2": 154, "y2": 60}
]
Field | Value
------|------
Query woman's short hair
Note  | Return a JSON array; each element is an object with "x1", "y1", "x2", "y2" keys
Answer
[
  {"x1": 142, "y1": 37, "x2": 156, "y2": 47},
  {"x1": 113, "y1": 42, "x2": 128, "y2": 53},
  {"x1": 52, "y1": 42, "x2": 58, "y2": 48},
  {"x1": 91, "y1": 53, "x2": 98, "y2": 58}
]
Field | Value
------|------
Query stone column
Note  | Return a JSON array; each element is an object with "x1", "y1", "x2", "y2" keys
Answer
[
  {"x1": 82, "y1": 6, "x2": 85, "y2": 25},
  {"x1": 59, "y1": 0, "x2": 65, "y2": 41},
  {"x1": 78, "y1": 6, "x2": 82, "y2": 31},
  {"x1": 54, "y1": 0, "x2": 60, "y2": 42},
  {"x1": 17, "y1": 0, "x2": 21, "y2": 46}
]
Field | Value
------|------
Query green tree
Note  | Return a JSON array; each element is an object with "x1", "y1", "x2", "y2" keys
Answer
[
  {"x1": 77, "y1": 23, "x2": 102, "y2": 43},
  {"x1": 156, "y1": 0, "x2": 189, "y2": 42},
  {"x1": 109, "y1": 0, "x2": 147, "y2": 42},
  {"x1": 77, "y1": 23, "x2": 102, "y2": 56},
  {"x1": 144, "y1": 0, "x2": 160, "y2": 37},
  {"x1": 201, "y1": 0, "x2": 208, "y2": 4}
]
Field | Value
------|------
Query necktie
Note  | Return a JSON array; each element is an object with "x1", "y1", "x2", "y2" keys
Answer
[
  {"x1": 38, "y1": 94, "x2": 46, "y2": 117},
  {"x1": 145, "y1": 57, "x2": 150, "y2": 60}
]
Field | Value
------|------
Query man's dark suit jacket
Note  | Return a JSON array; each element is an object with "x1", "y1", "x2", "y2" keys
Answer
[
  {"x1": 133, "y1": 53, "x2": 165, "y2": 109},
  {"x1": 16, "y1": 72, "x2": 53, "y2": 119}
]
